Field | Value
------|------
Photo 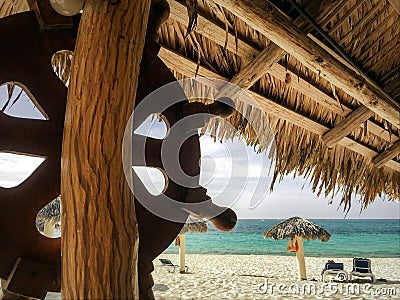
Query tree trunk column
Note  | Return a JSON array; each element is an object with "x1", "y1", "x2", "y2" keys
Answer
[
  {"x1": 295, "y1": 236, "x2": 307, "y2": 280},
  {"x1": 179, "y1": 234, "x2": 186, "y2": 273},
  {"x1": 61, "y1": 1, "x2": 151, "y2": 299}
]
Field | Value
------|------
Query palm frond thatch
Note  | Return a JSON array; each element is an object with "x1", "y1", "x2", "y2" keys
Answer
[
  {"x1": 180, "y1": 216, "x2": 208, "y2": 234},
  {"x1": 263, "y1": 216, "x2": 331, "y2": 242}
]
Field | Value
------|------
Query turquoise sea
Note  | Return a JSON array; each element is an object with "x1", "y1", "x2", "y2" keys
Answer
[{"x1": 165, "y1": 219, "x2": 400, "y2": 258}]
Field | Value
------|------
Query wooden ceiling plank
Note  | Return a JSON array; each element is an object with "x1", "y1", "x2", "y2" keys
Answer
[
  {"x1": 373, "y1": 140, "x2": 400, "y2": 168},
  {"x1": 322, "y1": 106, "x2": 375, "y2": 148},
  {"x1": 211, "y1": 0, "x2": 400, "y2": 128},
  {"x1": 158, "y1": 46, "x2": 400, "y2": 171},
  {"x1": 165, "y1": 1, "x2": 398, "y2": 143}
]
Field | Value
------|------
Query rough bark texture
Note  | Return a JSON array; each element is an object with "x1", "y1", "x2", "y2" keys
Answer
[{"x1": 61, "y1": 0, "x2": 151, "y2": 299}]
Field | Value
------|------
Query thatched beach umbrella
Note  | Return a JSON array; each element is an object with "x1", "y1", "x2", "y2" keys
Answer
[
  {"x1": 177, "y1": 216, "x2": 208, "y2": 273},
  {"x1": 36, "y1": 196, "x2": 61, "y2": 237},
  {"x1": 264, "y1": 216, "x2": 330, "y2": 280}
]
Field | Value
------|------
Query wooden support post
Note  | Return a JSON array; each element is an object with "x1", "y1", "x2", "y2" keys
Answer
[
  {"x1": 212, "y1": 0, "x2": 400, "y2": 128},
  {"x1": 322, "y1": 106, "x2": 374, "y2": 148},
  {"x1": 61, "y1": 0, "x2": 151, "y2": 299},
  {"x1": 373, "y1": 140, "x2": 400, "y2": 168},
  {"x1": 179, "y1": 234, "x2": 186, "y2": 273},
  {"x1": 295, "y1": 236, "x2": 306, "y2": 280}
]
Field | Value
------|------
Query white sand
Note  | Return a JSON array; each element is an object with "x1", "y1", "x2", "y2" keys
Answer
[{"x1": 153, "y1": 254, "x2": 400, "y2": 299}]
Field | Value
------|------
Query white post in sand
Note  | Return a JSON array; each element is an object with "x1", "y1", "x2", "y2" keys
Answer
[
  {"x1": 295, "y1": 235, "x2": 307, "y2": 280},
  {"x1": 179, "y1": 233, "x2": 186, "y2": 273},
  {"x1": 43, "y1": 220, "x2": 55, "y2": 238}
]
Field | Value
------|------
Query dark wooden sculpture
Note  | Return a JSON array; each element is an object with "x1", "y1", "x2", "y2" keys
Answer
[{"x1": 0, "y1": 1, "x2": 237, "y2": 299}]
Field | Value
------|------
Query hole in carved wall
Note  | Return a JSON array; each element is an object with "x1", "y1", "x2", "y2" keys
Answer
[
  {"x1": 134, "y1": 113, "x2": 169, "y2": 139},
  {"x1": 36, "y1": 196, "x2": 61, "y2": 238},
  {"x1": 132, "y1": 166, "x2": 168, "y2": 196},
  {"x1": 51, "y1": 50, "x2": 73, "y2": 87},
  {"x1": 0, "y1": 152, "x2": 46, "y2": 188},
  {"x1": 0, "y1": 83, "x2": 47, "y2": 120}
]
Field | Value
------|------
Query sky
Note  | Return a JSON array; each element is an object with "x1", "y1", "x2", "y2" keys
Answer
[{"x1": 1, "y1": 84, "x2": 399, "y2": 219}]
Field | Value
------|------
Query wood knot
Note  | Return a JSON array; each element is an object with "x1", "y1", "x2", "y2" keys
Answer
[
  {"x1": 315, "y1": 57, "x2": 324, "y2": 63},
  {"x1": 369, "y1": 99, "x2": 378, "y2": 106},
  {"x1": 355, "y1": 82, "x2": 365, "y2": 90},
  {"x1": 264, "y1": 3, "x2": 274, "y2": 13},
  {"x1": 285, "y1": 73, "x2": 291, "y2": 84}
]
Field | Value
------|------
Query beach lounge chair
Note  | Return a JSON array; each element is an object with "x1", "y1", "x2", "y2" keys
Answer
[
  {"x1": 159, "y1": 259, "x2": 188, "y2": 273},
  {"x1": 321, "y1": 261, "x2": 348, "y2": 282},
  {"x1": 349, "y1": 258, "x2": 375, "y2": 283}
]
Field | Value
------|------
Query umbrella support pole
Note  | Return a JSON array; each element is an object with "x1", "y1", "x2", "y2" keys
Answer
[
  {"x1": 295, "y1": 236, "x2": 307, "y2": 280},
  {"x1": 179, "y1": 234, "x2": 186, "y2": 273},
  {"x1": 43, "y1": 220, "x2": 55, "y2": 238}
]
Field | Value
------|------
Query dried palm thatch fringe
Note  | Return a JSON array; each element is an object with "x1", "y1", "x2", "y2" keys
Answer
[
  {"x1": 1, "y1": 83, "x2": 23, "y2": 112},
  {"x1": 263, "y1": 216, "x2": 331, "y2": 242},
  {"x1": 0, "y1": 0, "x2": 28, "y2": 19},
  {"x1": 180, "y1": 216, "x2": 208, "y2": 234}
]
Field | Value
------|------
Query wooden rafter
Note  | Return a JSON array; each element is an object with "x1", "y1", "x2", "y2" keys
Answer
[
  {"x1": 211, "y1": 0, "x2": 400, "y2": 128},
  {"x1": 215, "y1": 43, "x2": 284, "y2": 98},
  {"x1": 215, "y1": 0, "x2": 323, "y2": 101},
  {"x1": 373, "y1": 140, "x2": 400, "y2": 168},
  {"x1": 164, "y1": 0, "x2": 398, "y2": 144},
  {"x1": 158, "y1": 46, "x2": 400, "y2": 171},
  {"x1": 322, "y1": 106, "x2": 374, "y2": 148}
]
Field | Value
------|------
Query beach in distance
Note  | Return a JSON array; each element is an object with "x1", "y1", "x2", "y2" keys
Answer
[
  {"x1": 153, "y1": 254, "x2": 400, "y2": 299},
  {"x1": 152, "y1": 219, "x2": 400, "y2": 299}
]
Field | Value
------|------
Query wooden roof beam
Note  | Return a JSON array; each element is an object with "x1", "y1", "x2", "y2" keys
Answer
[
  {"x1": 373, "y1": 140, "x2": 400, "y2": 168},
  {"x1": 158, "y1": 46, "x2": 400, "y2": 171},
  {"x1": 212, "y1": 0, "x2": 400, "y2": 128},
  {"x1": 27, "y1": 0, "x2": 73, "y2": 29},
  {"x1": 215, "y1": 1, "x2": 324, "y2": 99},
  {"x1": 165, "y1": 0, "x2": 398, "y2": 144},
  {"x1": 322, "y1": 106, "x2": 374, "y2": 148},
  {"x1": 215, "y1": 43, "x2": 284, "y2": 98}
]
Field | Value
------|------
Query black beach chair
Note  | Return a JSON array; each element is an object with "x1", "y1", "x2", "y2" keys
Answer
[
  {"x1": 321, "y1": 262, "x2": 348, "y2": 282},
  {"x1": 159, "y1": 258, "x2": 188, "y2": 273},
  {"x1": 350, "y1": 258, "x2": 375, "y2": 283}
]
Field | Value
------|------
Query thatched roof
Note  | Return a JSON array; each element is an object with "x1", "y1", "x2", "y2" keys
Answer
[
  {"x1": 2, "y1": 0, "x2": 399, "y2": 213},
  {"x1": 180, "y1": 216, "x2": 208, "y2": 234},
  {"x1": 263, "y1": 216, "x2": 331, "y2": 242}
]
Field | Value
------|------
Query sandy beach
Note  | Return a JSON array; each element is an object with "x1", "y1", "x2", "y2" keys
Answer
[{"x1": 152, "y1": 254, "x2": 400, "y2": 299}]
